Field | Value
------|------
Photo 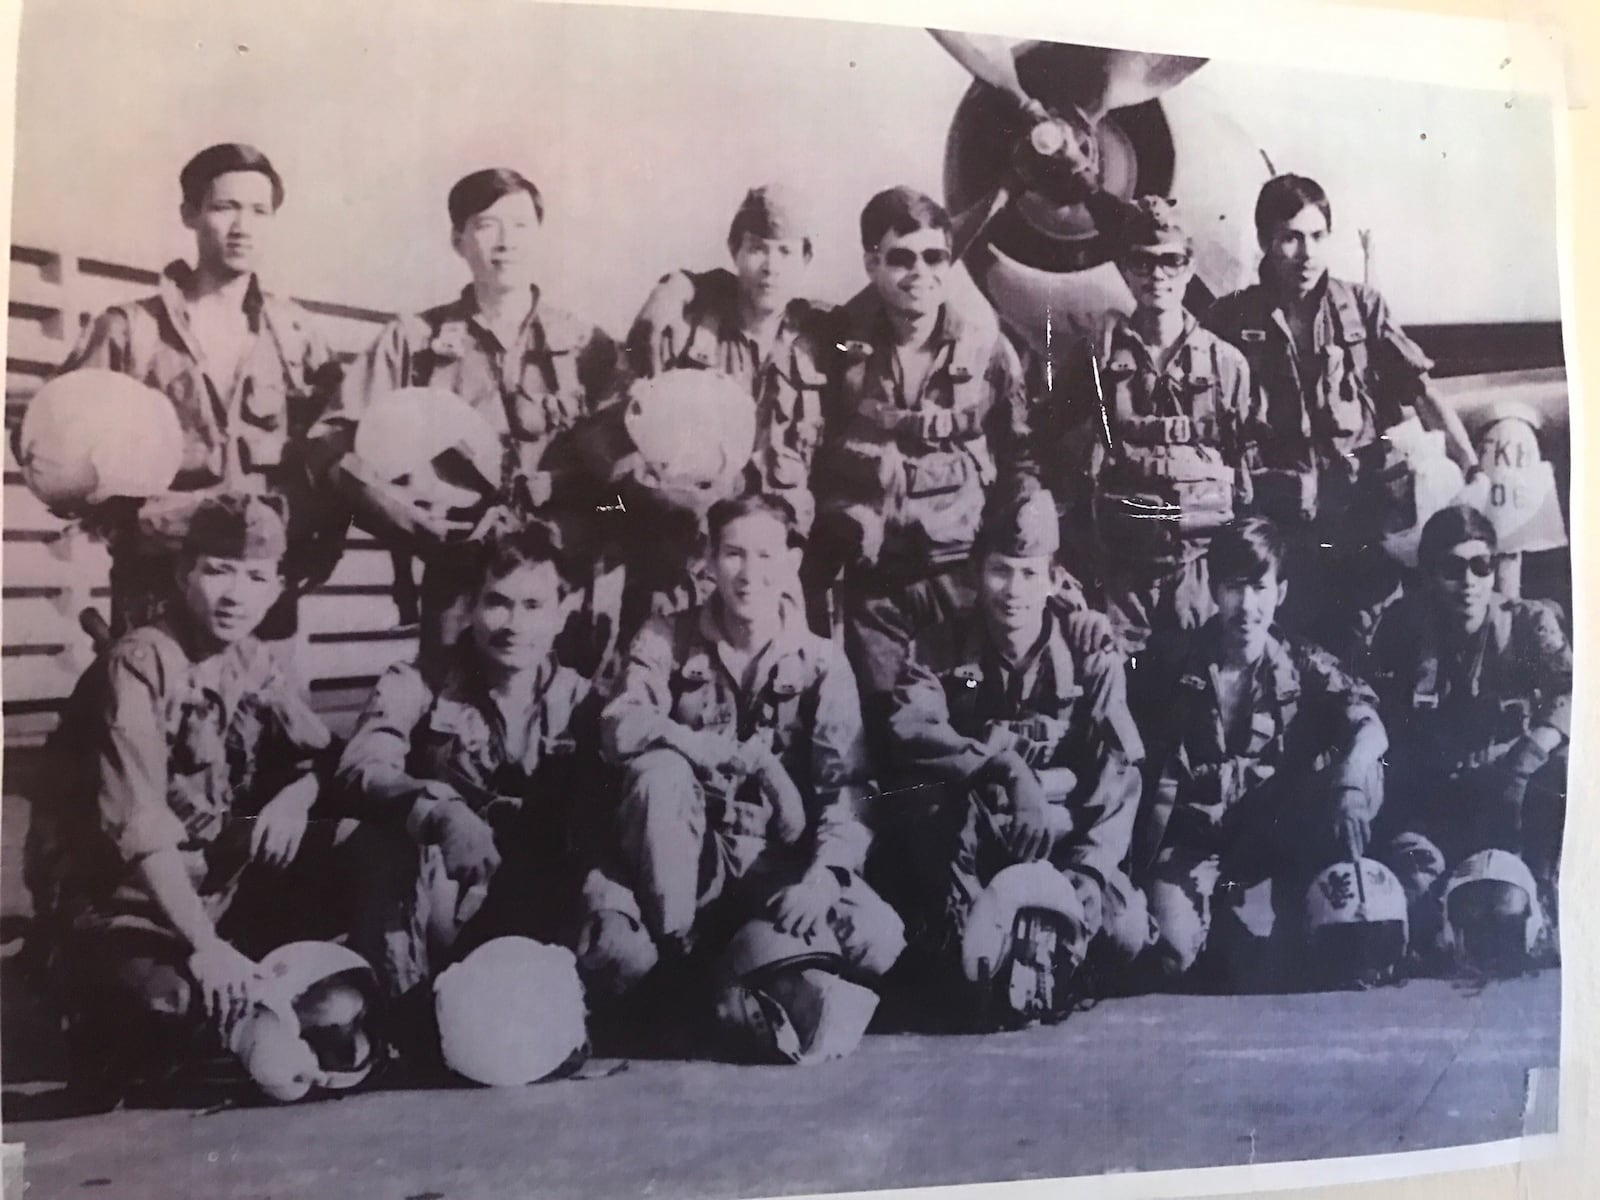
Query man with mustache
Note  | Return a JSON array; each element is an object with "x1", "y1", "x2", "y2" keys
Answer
[
  {"x1": 1035, "y1": 196, "x2": 1259, "y2": 654},
  {"x1": 1134, "y1": 518, "x2": 1388, "y2": 985},
  {"x1": 41, "y1": 143, "x2": 343, "y2": 641},
  {"x1": 335, "y1": 523, "x2": 610, "y2": 988},
  {"x1": 23, "y1": 494, "x2": 416, "y2": 1105},
  {"x1": 1205, "y1": 174, "x2": 1477, "y2": 645}
]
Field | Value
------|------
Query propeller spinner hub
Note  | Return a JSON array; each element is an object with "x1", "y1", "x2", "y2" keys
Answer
[{"x1": 1016, "y1": 111, "x2": 1100, "y2": 208}]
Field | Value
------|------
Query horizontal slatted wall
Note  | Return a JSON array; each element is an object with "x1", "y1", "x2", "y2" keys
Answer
[{"x1": 3, "y1": 245, "x2": 414, "y2": 746}]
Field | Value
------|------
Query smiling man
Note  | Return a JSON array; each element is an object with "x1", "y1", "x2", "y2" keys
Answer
[
  {"x1": 1361, "y1": 504, "x2": 1570, "y2": 951},
  {"x1": 44, "y1": 143, "x2": 343, "y2": 640},
  {"x1": 1036, "y1": 196, "x2": 1258, "y2": 654},
  {"x1": 1134, "y1": 517, "x2": 1388, "y2": 986},
  {"x1": 23, "y1": 494, "x2": 416, "y2": 1105},
  {"x1": 809, "y1": 186, "x2": 1033, "y2": 757},
  {"x1": 626, "y1": 185, "x2": 839, "y2": 535}
]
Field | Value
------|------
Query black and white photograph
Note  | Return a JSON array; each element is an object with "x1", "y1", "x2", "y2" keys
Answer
[{"x1": 0, "y1": 0, "x2": 1579, "y2": 1197}]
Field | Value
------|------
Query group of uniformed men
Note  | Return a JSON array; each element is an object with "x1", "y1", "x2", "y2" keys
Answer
[{"x1": 16, "y1": 141, "x2": 1570, "y2": 1102}]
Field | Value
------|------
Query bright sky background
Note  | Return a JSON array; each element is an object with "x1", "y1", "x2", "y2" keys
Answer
[{"x1": 10, "y1": 0, "x2": 1561, "y2": 333}]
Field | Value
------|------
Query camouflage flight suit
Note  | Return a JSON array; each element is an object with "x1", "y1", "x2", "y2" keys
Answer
[
  {"x1": 1041, "y1": 313, "x2": 1257, "y2": 653},
  {"x1": 1205, "y1": 274, "x2": 1438, "y2": 642},
  {"x1": 51, "y1": 261, "x2": 343, "y2": 637},
  {"x1": 336, "y1": 641, "x2": 601, "y2": 976},
  {"x1": 627, "y1": 267, "x2": 840, "y2": 535},
  {"x1": 1135, "y1": 619, "x2": 1385, "y2": 977},
  {"x1": 595, "y1": 599, "x2": 903, "y2": 975},
  {"x1": 24, "y1": 622, "x2": 417, "y2": 1081},
  {"x1": 810, "y1": 290, "x2": 1033, "y2": 734},
  {"x1": 1363, "y1": 591, "x2": 1570, "y2": 897},
  {"x1": 886, "y1": 603, "x2": 1152, "y2": 964},
  {"x1": 312, "y1": 286, "x2": 623, "y2": 663}
]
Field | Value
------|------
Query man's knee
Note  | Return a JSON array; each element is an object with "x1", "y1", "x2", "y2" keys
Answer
[
  {"x1": 620, "y1": 749, "x2": 703, "y2": 841},
  {"x1": 1084, "y1": 867, "x2": 1156, "y2": 964},
  {"x1": 1146, "y1": 881, "x2": 1208, "y2": 977},
  {"x1": 576, "y1": 871, "x2": 660, "y2": 1000}
]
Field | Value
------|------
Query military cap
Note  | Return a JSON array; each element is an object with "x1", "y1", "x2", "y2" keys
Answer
[
  {"x1": 977, "y1": 482, "x2": 1060, "y2": 559},
  {"x1": 180, "y1": 143, "x2": 285, "y2": 210},
  {"x1": 183, "y1": 492, "x2": 288, "y2": 561},
  {"x1": 1119, "y1": 195, "x2": 1190, "y2": 257},
  {"x1": 728, "y1": 184, "x2": 814, "y2": 250}
]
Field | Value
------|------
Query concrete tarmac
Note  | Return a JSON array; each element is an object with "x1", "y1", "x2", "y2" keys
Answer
[{"x1": 2, "y1": 970, "x2": 1559, "y2": 1200}]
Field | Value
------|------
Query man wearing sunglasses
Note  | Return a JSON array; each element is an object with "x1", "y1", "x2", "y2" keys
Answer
[
  {"x1": 1362, "y1": 504, "x2": 1570, "y2": 940},
  {"x1": 1205, "y1": 174, "x2": 1477, "y2": 646},
  {"x1": 809, "y1": 186, "x2": 1034, "y2": 758},
  {"x1": 625, "y1": 184, "x2": 837, "y2": 536},
  {"x1": 1034, "y1": 196, "x2": 1259, "y2": 654}
]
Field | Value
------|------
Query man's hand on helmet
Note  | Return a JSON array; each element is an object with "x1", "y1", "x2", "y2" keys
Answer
[
  {"x1": 1332, "y1": 787, "x2": 1371, "y2": 860},
  {"x1": 1064, "y1": 609, "x2": 1117, "y2": 659},
  {"x1": 189, "y1": 935, "x2": 261, "y2": 1043},
  {"x1": 768, "y1": 869, "x2": 842, "y2": 941}
]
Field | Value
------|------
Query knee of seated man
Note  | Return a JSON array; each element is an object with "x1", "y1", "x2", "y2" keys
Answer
[
  {"x1": 1095, "y1": 872, "x2": 1158, "y2": 964},
  {"x1": 623, "y1": 748, "x2": 702, "y2": 812},
  {"x1": 1147, "y1": 884, "x2": 1208, "y2": 976},
  {"x1": 831, "y1": 875, "x2": 907, "y2": 978}
]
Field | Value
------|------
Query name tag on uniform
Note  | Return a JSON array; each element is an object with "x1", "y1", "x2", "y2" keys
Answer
[
  {"x1": 1411, "y1": 688, "x2": 1439, "y2": 710},
  {"x1": 1240, "y1": 330, "x2": 1267, "y2": 343}
]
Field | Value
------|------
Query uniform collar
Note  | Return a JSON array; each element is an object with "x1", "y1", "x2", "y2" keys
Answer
[
  {"x1": 843, "y1": 285, "x2": 983, "y2": 354},
  {"x1": 1180, "y1": 617, "x2": 1298, "y2": 701},
  {"x1": 1105, "y1": 309, "x2": 1204, "y2": 373},
  {"x1": 157, "y1": 260, "x2": 268, "y2": 332}
]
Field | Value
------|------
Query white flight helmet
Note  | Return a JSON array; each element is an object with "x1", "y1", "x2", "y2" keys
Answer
[
  {"x1": 1441, "y1": 849, "x2": 1547, "y2": 978},
  {"x1": 433, "y1": 937, "x2": 589, "y2": 1086},
  {"x1": 230, "y1": 941, "x2": 383, "y2": 1103},
  {"x1": 619, "y1": 370, "x2": 757, "y2": 519},
  {"x1": 1305, "y1": 858, "x2": 1410, "y2": 989},
  {"x1": 961, "y1": 861, "x2": 1091, "y2": 1029},
  {"x1": 18, "y1": 369, "x2": 184, "y2": 511}
]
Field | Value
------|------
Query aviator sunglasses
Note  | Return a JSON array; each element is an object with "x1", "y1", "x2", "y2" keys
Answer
[
  {"x1": 882, "y1": 246, "x2": 952, "y2": 270},
  {"x1": 1432, "y1": 553, "x2": 1495, "y2": 582},
  {"x1": 1125, "y1": 250, "x2": 1193, "y2": 275}
]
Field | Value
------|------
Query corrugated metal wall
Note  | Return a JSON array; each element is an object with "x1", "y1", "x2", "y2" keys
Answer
[{"x1": 3, "y1": 245, "x2": 415, "y2": 746}]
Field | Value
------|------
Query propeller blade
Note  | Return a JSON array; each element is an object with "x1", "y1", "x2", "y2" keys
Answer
[
  {"x1": 1083, "y1": 51, "x2": 1208, "y2": 121},
  {"x1": 930, "y1": 29, "x2": 1037, "y2": 115},
  {"x1": 952, "y1": 181, "x2": 1013, "y2": 262}
]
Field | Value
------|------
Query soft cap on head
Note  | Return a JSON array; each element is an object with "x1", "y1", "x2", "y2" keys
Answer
[
  {"x1": 183, "y1": 492, "x2": 288, "y2": 561},
  {"x1": 729, "y1": 184, "x2": 813, "y2": 250},
  {"x1": 1119, "y1": 195, "x2": 1190, "y2": 256},
  {"x1": 978, "y1": 483, "x2": 1060, "y2": 560},
  {"x1": 180, "y1": 143, "x2": 285, "y2": 210}
]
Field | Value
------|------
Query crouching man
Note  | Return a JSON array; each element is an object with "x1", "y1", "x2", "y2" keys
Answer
[
  {"x1": 883, "y1": 484, "x2": 1151, "y2": 1028},
  {"x1": 23, "y1": 495, "x2": 417, "y2": 1105},
  {"x1": 335, "y1": 523, "x2": 601, "y2": 983},
  {"x1": 1135, "y1": 518, "x2": 1388, "y2": 987},
  {"x1": 589, "y1": 494, "x2": 905, "y2": 1060}
]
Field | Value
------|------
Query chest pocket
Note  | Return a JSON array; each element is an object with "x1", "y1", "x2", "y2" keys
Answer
[
  {"x1": 670, "y1": 654, "x2": 733, "y2": 733},
  {"x1": 762, "y1": 358, "x2": 826, "y2": 489},
  {"x1": 1317, "y1": 320, "x2": 1373, "y2": 441},
  {"x1": 237, "y1": 373, "x2": 290, "y2": 472},
  {"x1": 756, "y1": 657, "x2": 817, "y2": 755},
  {"x1": 510, "y1": 351, "x2": 584, "y2": 441}
]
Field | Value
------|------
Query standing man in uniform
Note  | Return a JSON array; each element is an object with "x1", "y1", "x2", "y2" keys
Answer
[
  {"x1": 312, "y1": 168, "x2": 622, "y2": 666},
  {"x1": 1205, "y1": 174, "x2": 1476, "y2": 644},
  {"x1": 1135, "y1": 518, "x2": 1388, "y2": 985},
  {"x1": 45, "y1": 143, "x2": 343, "y2": 640},
  {"x1": 626, "y1": 184, "x2": 838, "y2": 536},
  {"x1": 1362, "y1": 504, "x2": 1570, "y2": 930},
  {"x1": 809, "y1": 186, "x2": 1033, "y2": 750},
  {"x1": 1037, "y1": 197, "x2": 1258, "y2": 653},
  {"x1": 884, "y1": 484, "x2": 1151, "y2": 1013},
  {"x1": 591, "y1": 494, "x2": 903, "y2": 986},
  {"x1": 23, "y1": 494, "x2": 418, "y2": 1103}
]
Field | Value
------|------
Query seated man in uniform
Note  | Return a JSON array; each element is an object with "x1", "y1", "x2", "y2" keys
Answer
[
  {"x1": 626, "y1": 183, "x2": 837, "y2": 536},
  {"x1": 883, "y1": 484, "x2": 1151, "y2": 1022},
  {"x1": 590, "y1": 494, "x2": 904, "y2": 1000},
  {"x1": 1363, "y1": 504, "x2": 1570, "y2": 950},
  {"x1": 22, "y1": 494, "x2": 416, "y2": 1104},
  {"x1": 1036, "y1": 196, "x2": 1258, "y2": 653},
  {"x1": 1134, "y1": 518, "x2": 1388, "y2": 985},
  {"x1": 335, "y1": 523, "x2": 605, "y2": 985}
]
